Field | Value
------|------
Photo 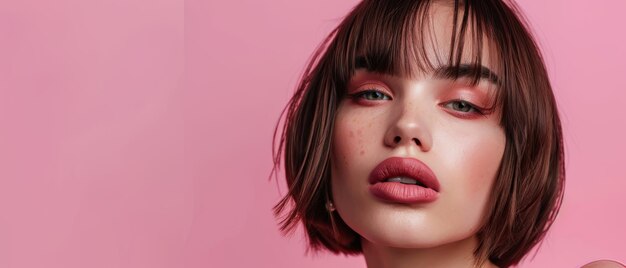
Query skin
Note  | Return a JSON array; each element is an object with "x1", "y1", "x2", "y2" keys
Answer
[
  {"x1": 582, "y1": 260, "x2": 625, "y2": 268},
  {"x1": 330, "y1": 3, "x2": 504, "y2": 268}
]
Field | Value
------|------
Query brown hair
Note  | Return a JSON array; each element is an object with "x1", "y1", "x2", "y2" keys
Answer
[{"x1": 269, "y1": 0, "x2": 565, "y2": 267}]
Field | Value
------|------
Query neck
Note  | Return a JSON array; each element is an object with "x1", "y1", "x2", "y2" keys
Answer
[{"x1": 362, "y1": 236, "x2": 498, "y2": 268}]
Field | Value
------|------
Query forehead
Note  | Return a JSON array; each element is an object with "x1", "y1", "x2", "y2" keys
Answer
[
  {"x1": 431, "y1": 3, "x2": 495, "y2": 64},
  {"x1": 350, "y1": 0, "x2": 500, "y2": 81}
]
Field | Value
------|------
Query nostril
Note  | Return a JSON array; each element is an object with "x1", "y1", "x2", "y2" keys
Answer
[
  {"x1": 413, "y1": 138, "x2": 421, "y2": 146},
  {"x1": 394, "y1": 136, "x2": 401, "y2": 143}
]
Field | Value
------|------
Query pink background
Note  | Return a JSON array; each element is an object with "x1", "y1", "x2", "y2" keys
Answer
[{"x1": 1, "y1": 0, "x2": 624, "y2": 267}]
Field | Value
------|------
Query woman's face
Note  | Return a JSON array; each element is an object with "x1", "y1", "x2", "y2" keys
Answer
[{"x1": 330, "y1": 4, "x2": 506, "y2": 248}]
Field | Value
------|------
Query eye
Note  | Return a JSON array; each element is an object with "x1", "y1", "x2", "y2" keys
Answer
[
  {"x1": 443, "y1": 100, "x2": 484, "y2": 114},
  {"x1": 351, "y1": 89, "x2": 391, "y2": 101}
]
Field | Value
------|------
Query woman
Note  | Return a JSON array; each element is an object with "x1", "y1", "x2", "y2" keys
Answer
[{"x1": 270, "y1": 0, "x2": 622, "y2": 267}]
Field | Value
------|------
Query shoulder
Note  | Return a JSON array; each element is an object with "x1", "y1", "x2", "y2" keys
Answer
[{"x1": 581, "y1": 260, "x2": 625, "y2": 268}]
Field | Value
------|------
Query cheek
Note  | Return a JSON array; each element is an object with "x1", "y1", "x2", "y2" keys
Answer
[
  {"x1": 332, "y1": 124, "x2": 355, "y2": 171},
  {"x1": 430, "y1": 124, "x2": 505, "y2": 237},
  {"x1": 331, "y1": 105, "x2": 386, "y2": 208},
  {"x1": 470, "y1": 138, "x2": 503, "y2": 184},
  {"x1": 443, "y1": 127, "x2": 505, "y2": 200},
  {"x1": 330, "y1": 106, "x2": 373, "y2": 215},
  {"x1": 332, "y1": 107, "x2": 375, "y2": 169},
  {"x1": 434, "y1": 120, "x2": 505, "y2": 205}
]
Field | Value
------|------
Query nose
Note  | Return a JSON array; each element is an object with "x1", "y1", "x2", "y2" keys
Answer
[{"x1": 383, "y1": 104, "x2": 432, "y2": 152}]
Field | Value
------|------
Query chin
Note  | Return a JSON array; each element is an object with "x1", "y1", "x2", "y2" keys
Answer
[
  {"x1": 369, "y1": 232, "x2": 458, "y2": 249},
  {"x1": 351, "y1": 213, "x2": 479, "y2": 250}
]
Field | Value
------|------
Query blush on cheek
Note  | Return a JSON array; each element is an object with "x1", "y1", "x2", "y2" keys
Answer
[
  {"x1": 333, "y1": 105, "x2": 379, "y2": 176},
  {"x1": 466, "y1": 143, "x2": 504, "y2": 196},
  {"x1": 333, "y1": 123, "x2": 353, "y2": 170},
  {"x1": 469, "y1": 162, "x2": 498, "y2": 197},
  {"x1": 334, "y1": 117, "x2": 365, "y2": 168},
  {"x1": 356, "y1": 129, "x2": 366, "y2": 157},
  {"x1": 334, "y1": 134, "x2": 361, "y2": 166}
]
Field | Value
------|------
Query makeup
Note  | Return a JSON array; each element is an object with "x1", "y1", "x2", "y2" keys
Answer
[{"x1": 368, "y1": 157, "x2": 440, "y2": 204}]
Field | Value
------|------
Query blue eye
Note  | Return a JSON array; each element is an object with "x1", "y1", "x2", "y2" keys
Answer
[
  {"x1": 443, "y1": 100, "x2": 483, "y2": 114},
  {"x1": 353, "y1": 89, "x2": 391, "y2": 101}
]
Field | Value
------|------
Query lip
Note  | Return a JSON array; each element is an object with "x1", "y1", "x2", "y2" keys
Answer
[{"x1": 368, "y1": 157, "x2": 440, "y2": 204}]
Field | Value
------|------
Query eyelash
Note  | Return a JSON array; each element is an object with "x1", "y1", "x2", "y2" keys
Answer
[
  {"x1": 350, "y1": 89, "x2": 391, "y2": 101},
  {"x1": 349, "y1": 89, "x2": 486, "y2": 118},
  {"x1": 442, "y1": 99, "x2": 486, "y2": 118}
]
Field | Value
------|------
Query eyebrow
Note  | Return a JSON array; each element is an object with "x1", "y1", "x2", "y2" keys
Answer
[
  {"x1": 433, "y1": 64, "x2": 500, "y2": 85},
  {"x1": 354, "y1": 56, "x2": 500, "y2": 85}
]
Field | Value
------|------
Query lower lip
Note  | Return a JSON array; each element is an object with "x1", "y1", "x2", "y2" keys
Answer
[{"x1": 369, "y1": 182, "x2": 438, "y2": 204}]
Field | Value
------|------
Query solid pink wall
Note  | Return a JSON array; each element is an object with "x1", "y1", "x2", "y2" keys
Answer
[{"x1": 1, "y1": 0, "x2": 624, "y2": 267}]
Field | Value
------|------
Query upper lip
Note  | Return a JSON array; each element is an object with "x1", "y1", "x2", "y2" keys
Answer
[{"x1": 368, "y1": 157, "x2": 440, "y2": 192}]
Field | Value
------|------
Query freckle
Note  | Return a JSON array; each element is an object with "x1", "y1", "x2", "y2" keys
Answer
[
  {"x1": 360, "y1": 150, "x2": 365, "y2": 155},
  {"x1": 357, "y1": 130, "x2": 362, "y2": 136}
]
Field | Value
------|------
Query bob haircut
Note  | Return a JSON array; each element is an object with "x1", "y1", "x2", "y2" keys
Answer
[{"x1": 270, "y1": 0, "x2": 565, "y2": 267}]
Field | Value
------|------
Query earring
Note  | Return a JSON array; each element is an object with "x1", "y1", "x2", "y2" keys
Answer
[{"x1": 325, "y1": 200, "x2": 336, "y2": 212}]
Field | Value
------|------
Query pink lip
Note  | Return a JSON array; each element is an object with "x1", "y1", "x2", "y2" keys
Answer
[{"x1": 368, "y1": 157, "x2": 440, "y2": 204}]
